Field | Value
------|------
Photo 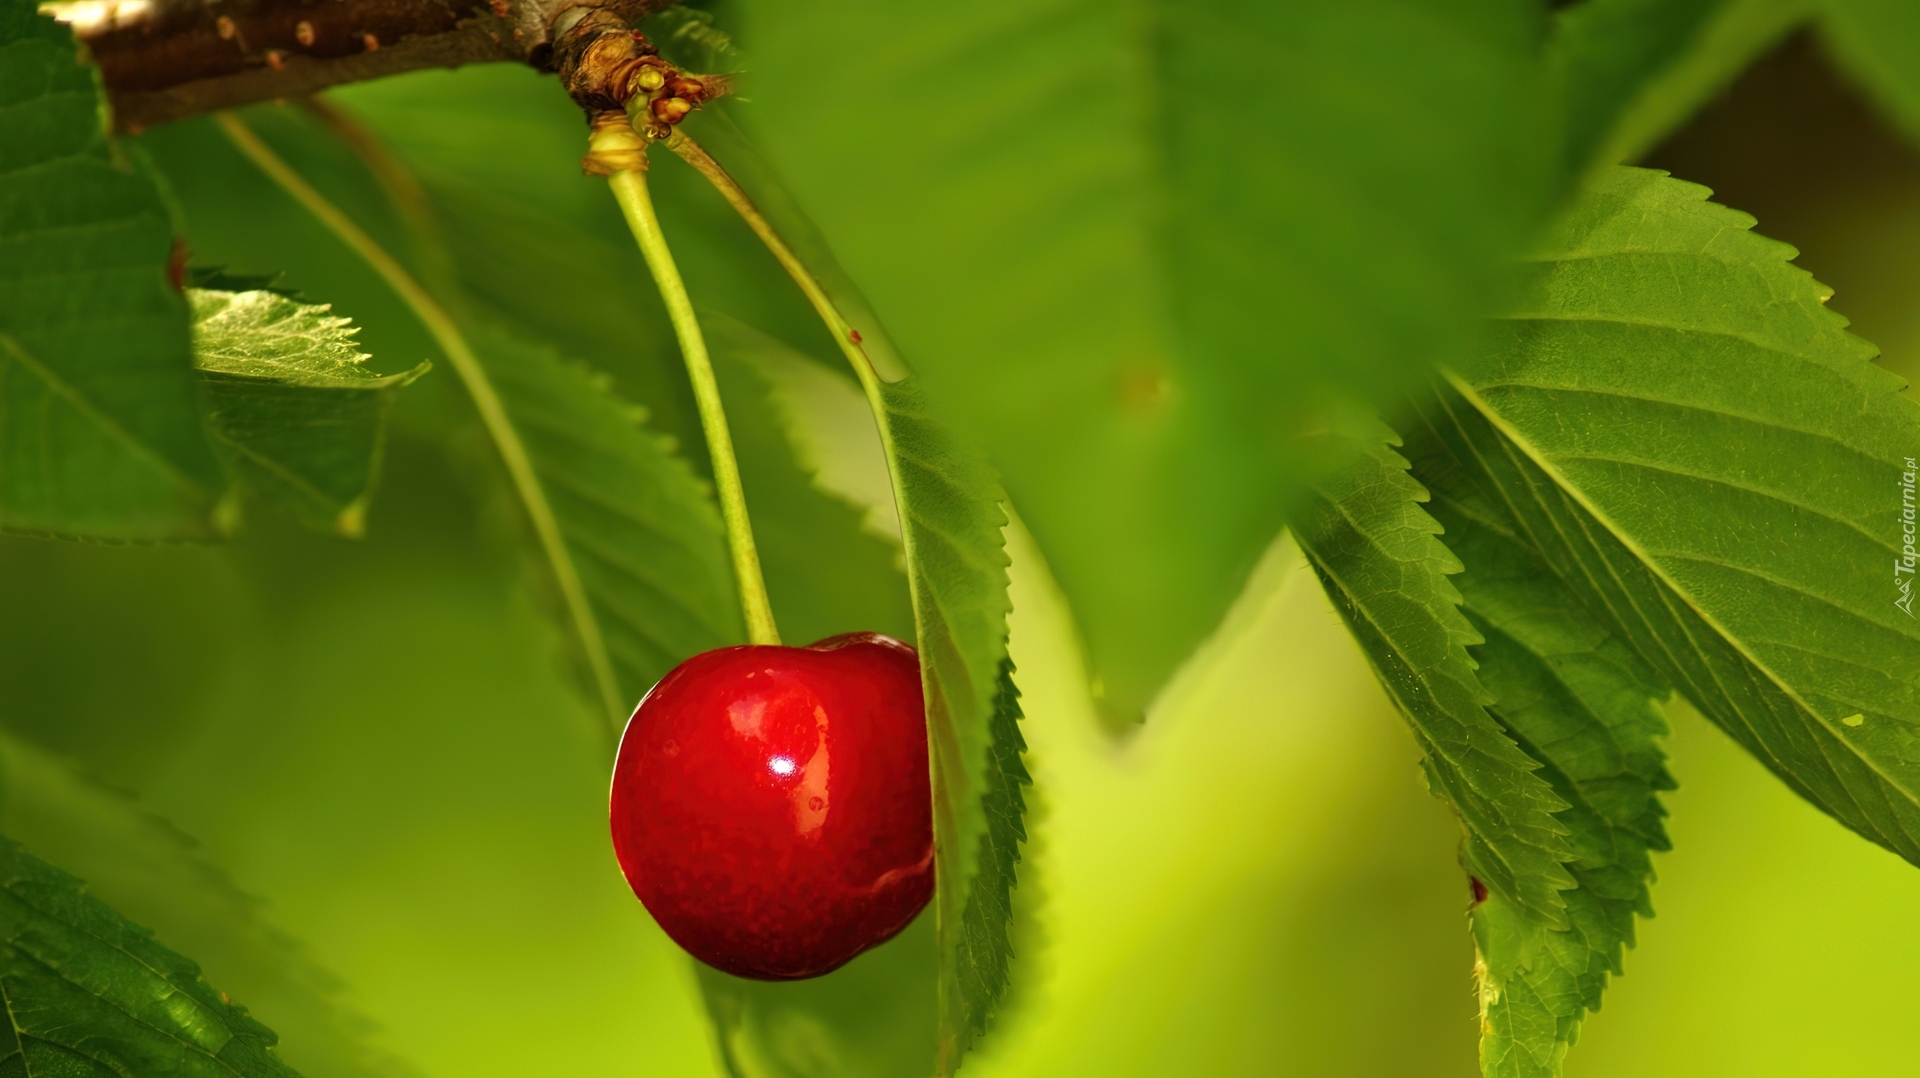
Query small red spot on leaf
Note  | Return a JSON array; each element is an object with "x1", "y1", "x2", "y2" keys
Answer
[
  {"x1": 848, "y1": 329, "x2": 863, "y2": 345},
  {"x1": 1470, "y1": 877, "x2": 1488, "y2": 905}
]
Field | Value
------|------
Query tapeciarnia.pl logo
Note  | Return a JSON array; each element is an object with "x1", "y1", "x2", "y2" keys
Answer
[{"x1": 1899, "y1": 456, "x2": 1917, "y2": 618}]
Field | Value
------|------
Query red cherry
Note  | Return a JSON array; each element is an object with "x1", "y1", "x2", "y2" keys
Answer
[{"x1": 609, "y1": 632, "x2": 933, "y2": 980}]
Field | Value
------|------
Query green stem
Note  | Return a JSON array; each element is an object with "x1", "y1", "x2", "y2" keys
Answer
[
  {"x1": 594, "y1": 121, "x2": 780, "y2": 647},
  {"x1": 216, "y1": 111, "x2": 629, "y2": 737}
]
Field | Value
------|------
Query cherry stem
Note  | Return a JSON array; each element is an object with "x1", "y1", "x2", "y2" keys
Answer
[
  {"x1": 217, "y1": 111, "x2": 631, "y2": 738},
  {"x1": 592, "y1": 117, "x2": 781, "y2": 647}
]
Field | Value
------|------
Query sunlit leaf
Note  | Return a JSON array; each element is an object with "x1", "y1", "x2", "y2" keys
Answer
[
  {"x1": 1439, "y1": 166, "x2": 1920, "y2": 871},
  {"x1": 191, "y1": 288, "x2": 428, "y2": 538},
  {"x1": 0, "y1": 0, "x2": 227, "y2": 539}
]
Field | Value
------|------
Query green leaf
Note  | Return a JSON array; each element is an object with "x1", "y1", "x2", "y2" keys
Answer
[
  {"x1": 0, "y1": 833, "x2": 303, "y2": 1076},
  {"x1": 474, "y1": 324, "x2": 742, "y2": 713},
  {"x1": 724, "y1": 0, "x2": 1559, "y2": 717},
  {"x1": 1292, "y1": 427, "x2": 1574, "y2": 924},
  {"x1": 0, "y1": 732, "x2": 409, "y2": 1078},
  {"x1": 1403, "y1": 419, "x2": 1674, "y2": 1077},
  {"x1": 947, "y1": 657, "x2": 1029, "y2": 1054},
  {"x1": 867, "y1": 373, "x2": 1019, "y2": 1071},
  {"x1": 737, "y1": 339, "x2": 1020, "y2": 1068},
  {"x1": 710, "y1": 299, "x2": 1022, "y2": 1072},
  {"x1": 1439, "y1": 166, "x2": 1920, "y2": 872},
  {"x1": 190, "y1": 288, "x2": 428, "y2": 538},
  {"x1": 1551, "y1": 0, "x2": 1811, "y2": 182},
  {"x1": 1820, "y1": 0, "x2": 1920, "y2": 145},
  {"x1": 0, "y1": 0, "x2": 228, "y2": 539}
]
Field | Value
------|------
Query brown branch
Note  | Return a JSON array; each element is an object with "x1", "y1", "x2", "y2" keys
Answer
[{"x1": 58, "y1": 0, "x2": 673, "y2": 129}]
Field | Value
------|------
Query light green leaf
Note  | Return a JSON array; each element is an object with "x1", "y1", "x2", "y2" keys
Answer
[
  {"x1": 1819, "y1": 0, "x2": 1920, "y2": 144},
  {"x1": 475, "y1": 324, "x2": 741, "y2": 714},
  {"x1": 1404, "y1": 419, "x2": 1674, "y2": 1078},
  {"x1": 0, "y1": 833, "x2": 303, "y2": 1075},
  {"x1": 724, "y1": 0, "x2": 1559, "y2": 717},
  {"x1": 0, "y1": 0, "x2": 227, "y2": 540},
  {"x1": 190, "y1": 288, "x2": 428, "y2": 538},
  {"x1": 1293, "y1": 427, "x2": 1573, "y2": 925},
  {"x1": 1552, "y1": 0, "x2": 1811, "y2": 181},
  {"x1": 1440, "y1": 166, "x2": 1920, "y2": 871},
  {"x1": 0, "y1": 731, "x2": 410, "y2": 1078}
]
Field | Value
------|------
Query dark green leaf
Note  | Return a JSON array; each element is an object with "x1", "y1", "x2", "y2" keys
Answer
[
  {"x1": 476, "y1": 325, "x2": 742, "y2": 714},
  {"x1": 0, "y1": 0, "x2": 227, "y2": 539},
  {"x1": 191, "y1": 289, "x2": 427, "y2": 538},
  {"x1": 1293, "y1": 427, "x2": 1574, "y2": 924},
  {"x1": 1440, "y1": 166, "x2": 1920, "y2": 871},
  {"x1": 724, "y1": 0, "x2": 1559, "y2": 717},
  {"x1": 1404, "y1": 420, "x2": 1673, "y2": 1077},
  {"x1": 0, "y1": 833, "x2": 302, "y2": 1076},
  {"x1": 0, "y1": 732, "x2": 409, "y2": 1078},
  {"x1": 1551, "y1": 0, "x2": 1809, "y2": 182}
]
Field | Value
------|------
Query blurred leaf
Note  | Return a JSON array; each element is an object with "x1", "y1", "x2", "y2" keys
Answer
[
  {"x1": 1440, "y1": 167, "x2": 1920, "y2": 870},
  {"x1": 1404, "y1": 421, "x2": 1674, "y2": 1077},
  {"x1": 1551, "y1": 0, "x2": 1811, "y2": 181},
  {"x1": 0, "y1": 834, "x2": 302, "y2": 1076},
  {"x1": 476, "y1": 324, "x2": 741, "y2": 715},
  {"x1": 725, "y1": 0, "x2": 1559, "y2": 716},
  {"x1": 0, "y1": 731, "x2": 410, "y2": 1078},
  {"x1": 1819, "y1": 0, "x2": 1920, "y2": 144},
  {"x1": 1292, "y1": 426, "x2": 1574, "y2": 923},
  {"x1": 0, "y1": 0, "x2": 227, "y2": 540},
  {"x1": 191, "y1": 288, "x2": 428, "y2": 538},
  {"x1": 718, "y1": 320, "x2": 901, "y2": 548}
]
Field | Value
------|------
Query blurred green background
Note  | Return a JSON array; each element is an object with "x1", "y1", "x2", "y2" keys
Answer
[{"x1": 5, "y1": 19, "x2": 1920, "y2": 1078}]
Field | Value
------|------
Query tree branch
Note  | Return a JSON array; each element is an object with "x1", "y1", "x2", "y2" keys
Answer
[{"x1": 53, "y1": 0, "x2": 672, "y2": 129}]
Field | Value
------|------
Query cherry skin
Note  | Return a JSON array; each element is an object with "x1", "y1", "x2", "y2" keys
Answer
[{"x1": 609, "y1": 632, "x2": 933, "y2": 980}]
